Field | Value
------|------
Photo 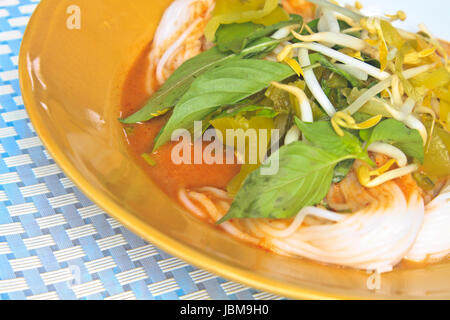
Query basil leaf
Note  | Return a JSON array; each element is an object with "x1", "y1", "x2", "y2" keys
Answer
[
  {"x1": 121, "y1": 38, "x2": 287, "y2": 124},
  {"x1": 153, "y1": 59, "x2": 295, "y2": 150},
  {"x1": 219, "y1": 142, "x2": 350, "y2": 221},
  {"x1": 121, "y1": 47, "x2": 230, "y2": 124},
  {"x1": 310, "y1": 53, "x2": 363, "y2": 88},
  {"x1": 294, "y1": 118, "x2": 372, "y2": 164},
  {"x1": 333, "y1": 159, "x2": 355, "y2": 183},
  {"x1": 215, "y1": 22, "x2": 264, "y2": 53},
  {"x1": 361, "y1": 119, "x2": 425, "y2": 163},
  {"x1": 215, "y1": 15, "x2": 303, "y2": 54}
]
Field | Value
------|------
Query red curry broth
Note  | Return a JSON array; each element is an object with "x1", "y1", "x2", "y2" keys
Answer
[{"x1": 120, "y1": 46, "x2": 241, "y2": 198}]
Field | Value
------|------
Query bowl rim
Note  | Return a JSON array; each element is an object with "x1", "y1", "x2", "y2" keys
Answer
[{"x1": 19, "y1": 0, "x2": 443, "y2": 301}]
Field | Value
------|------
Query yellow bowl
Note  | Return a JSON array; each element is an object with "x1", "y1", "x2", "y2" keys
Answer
[{"x1": 19, "y1": 0, "x2": 450, "y2": 299}]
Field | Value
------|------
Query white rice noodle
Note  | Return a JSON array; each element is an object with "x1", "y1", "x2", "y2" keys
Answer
[
  {"x1": 257, "y1": 206, "x2": 346, "y2": 238},
  {"x1": 178, "y1": 189, "x2": 207, "y2": 218},
  {"x1": 152, "y1": 0, "x2": 201, "y2": 48},
  {"x1": 406, "y1": 184, "x2": 450, "y2": 263},
  {"x1": 260, "y1": 183, "x2": 424, "y2": 272},
  {"x1": 146, "y1": 0, "x2": 214, "y2": 93},
  {"x1": 195, "y1": 186, "x2": 232, "y2": 200},
  {"x1": 156, "y1": 18, "x2": 203, "y2": 85},
  {"x1": 182, "y1": 180, "x2": 427, "y2": 273},
  {"x1": 186, "y1": 191, "x2": 260, "y2": 245}
]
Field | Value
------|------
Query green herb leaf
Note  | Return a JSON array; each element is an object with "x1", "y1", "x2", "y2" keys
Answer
[
  {"x1": 294, "y1": 118, "x2": 372, "y2": 164},
  {"x1": 215, "y1": 15, "x2": 303, "y2": 54},
  {"x1": 121, "y1": 47, "x2": 230, "y2": 124},
  {"x1": 332, "y1": 159, "x2": 355, "y2": 183},
  {"x1": 219, "y1": 142, "x2": 350, "y2": 222},
  {"x1": 153, "y1": 59, "x2": 295, "y2": 150},
  {"x1": 215, "y1": 22, "x2": 263, "y2": 53},
  {"x1": 121, "y1": 37, "x2": 287, "y2": 124},
  {"x1": 360, "y1": 119, "x2": 425, "y2": 163}
]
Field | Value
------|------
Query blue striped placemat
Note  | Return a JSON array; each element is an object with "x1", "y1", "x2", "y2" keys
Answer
[{"x1": 0, "y1": 0, "x2": 284, "y2": 300}]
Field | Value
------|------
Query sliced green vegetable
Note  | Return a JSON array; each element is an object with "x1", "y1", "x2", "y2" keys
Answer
[
  {"x1": 380, "y1": 20, "x2": 405, "y2": 50},
  {"x1": 211, "y1": 113, "x2": 275, "y2": 196},
  {"x1": 252, "y1": 5, "x2": 290, "y2": 25},
  {"x1": 265, "y1": 83, "x2": 293, "y2": 111},
  {"x1": 210, "y1": 114, "x2": 275, "y2": 151},
  {"x1": 422, "y1": 119, "x2": 450, "y2": 178},
  {"x1": 218, "y1": 142, "x2": 353, "y2": 222},
  {"x1": 411, "y1": 67, "x2": 450, "y2": 90},
  {"x1": 204, "y1": 0, "x2": 284, "y2": 41},
  {"x1": 153, "y1": 59, "x2": 295, "y2": 151},
  {"x1": 360, "y1": 119, "x2": 425, "y2": 163},
  {"x1": 412, "y1": 171, "x2": 436, "y2": 191},
  {"x1": 395, "y1": 45, "x2": 421, "y2": 101},
  {"x1": 326, "y1": 74, "x2": 349, "y2": 89}
]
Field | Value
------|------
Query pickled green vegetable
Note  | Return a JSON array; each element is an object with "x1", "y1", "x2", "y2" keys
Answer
[
  {"x1": 204, "y1": 0, "x2": 287, "y2": 41},
  {"x1": 210, "y1": 113, "x2": 275, "y2": 195},
  {"x1": 422, "y1": 119, "x2": 450, "y2": 178}
]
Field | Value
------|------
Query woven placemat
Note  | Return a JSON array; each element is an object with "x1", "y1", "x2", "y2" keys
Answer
[{"x1": 0, "y1": 0, "x2": 284, "y2": 300}]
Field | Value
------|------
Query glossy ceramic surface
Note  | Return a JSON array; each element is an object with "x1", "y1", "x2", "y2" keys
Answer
[{"x1": 19, "y1": 0, "x2": 450, "y2": 299}]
